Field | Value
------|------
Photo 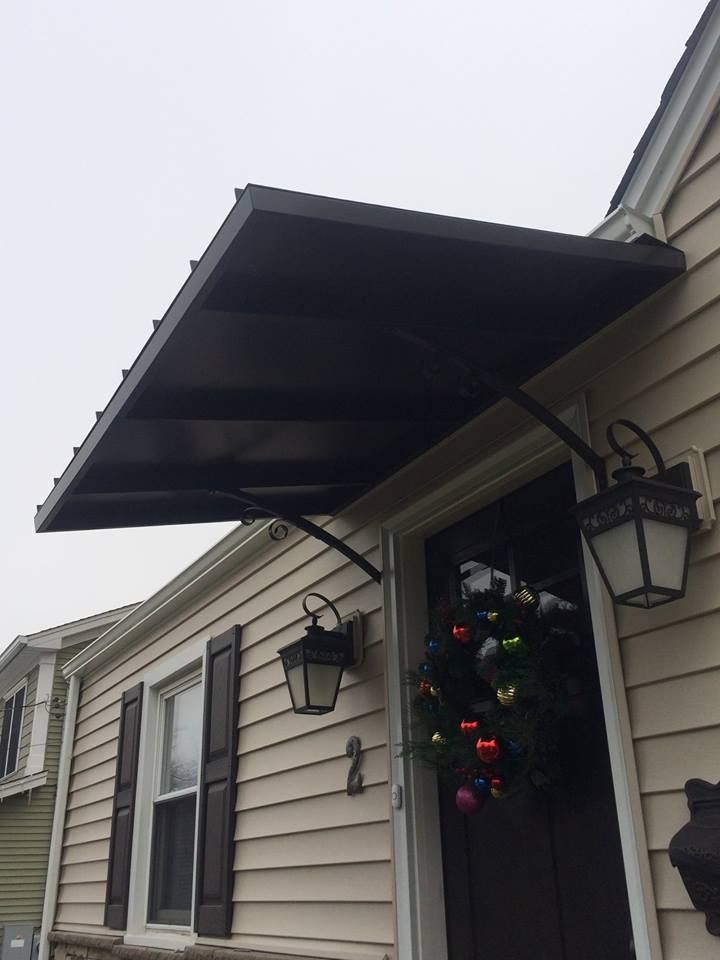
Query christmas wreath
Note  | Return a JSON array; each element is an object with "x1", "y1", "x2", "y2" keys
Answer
[{"x1": 405, "y1": 579, "x2": 585, "y2": 815}]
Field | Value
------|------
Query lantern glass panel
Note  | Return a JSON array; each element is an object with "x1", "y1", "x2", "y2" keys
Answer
[
  {"x1": 285, "y1": 663, "x2": 306, "y2": 712},
  {"x1": 644, "y1": 519, "x2": 689, "y2": 592},
  {"x1": 591, "y1": 521, "x2": 644, "y2": 599},
  {"x1": 308, "y1": 662, "x2": 343, "y2": 711}
]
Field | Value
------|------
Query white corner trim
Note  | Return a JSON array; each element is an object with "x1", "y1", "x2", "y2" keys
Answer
[
  {"x1": 25, "y1": 655, "x2": 56, "y2": 776},
  {"x1": 0, "y1": 769, "x2": 47, "y2": 800},
  {"x1": 591, "y1": 2, "x2": 720, "y2": 238},
  {"x1": 569, "y1": 402, "x2": 663, "y2": 960},
  {"x1": 589, "y1": 204, "x2": 658, "y2": 242},
  {"x1": 38, "y1": 673, "x2": 80, "y2": 960},
  {"x1": 381, "y1": 399, "x2": 659, "y2": 960}
]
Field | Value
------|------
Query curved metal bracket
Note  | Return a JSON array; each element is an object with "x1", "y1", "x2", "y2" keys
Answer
[
  {"x1": 209, "y1": 489, "x2": 383, "y2": 584},
  {"x1": 395, "y1": 330, "x2": 609, "y2": 490}
]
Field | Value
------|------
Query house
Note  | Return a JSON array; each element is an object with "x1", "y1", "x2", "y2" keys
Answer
[
  {"x1": 0, "y1": 607, "x2": 135, "y2": 957},
  {"x1": 33, "y1": 3, "x2": 720, "y2": 959}
]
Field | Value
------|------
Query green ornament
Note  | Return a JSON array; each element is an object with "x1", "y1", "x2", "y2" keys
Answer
[{"x1": 502, "y1": 635, "x2": 522, "y2": 653}]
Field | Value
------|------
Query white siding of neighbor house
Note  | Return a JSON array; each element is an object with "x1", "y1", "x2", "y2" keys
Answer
[{"x1": 53, "y1": 105, "x2": 720, "y2": 959}]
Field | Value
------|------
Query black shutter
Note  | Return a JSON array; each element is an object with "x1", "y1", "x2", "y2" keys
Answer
[
  {"x1": 0, "y1": 699, "x2": 12, "y2": 776},
  {"x1": 195, "y1": 625, "x2": 241, "y2": 937},
  {"x1": 105, "y1": 682, "x2": 143, "y2": 929}
]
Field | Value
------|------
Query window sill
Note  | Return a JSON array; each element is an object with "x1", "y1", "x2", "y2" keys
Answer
[
  {"x1": 0, "y1": 770, "x2": 47, "y2": 799},
  {"x1": 123, "y1": 933, "x2": 196, "y2": 953}
]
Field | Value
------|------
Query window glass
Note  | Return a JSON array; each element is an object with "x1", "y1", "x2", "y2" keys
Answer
[
  {"x1": 149, "y1": 678, "x2": 202, "y2": 926},
  {"x1": 148, "y1": 794, "x2": 198, "y2": 925},
  {"x1": 0, "y1": 686, "x2": 25, "y2": 778},
  {"x1": 160, "y1": 683, "x2": 202, "y2": 795}
]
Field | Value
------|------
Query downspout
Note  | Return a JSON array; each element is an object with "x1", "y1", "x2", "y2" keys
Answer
[{"x1": 38, "y1": 674, "x2": 81, "y2": 960}]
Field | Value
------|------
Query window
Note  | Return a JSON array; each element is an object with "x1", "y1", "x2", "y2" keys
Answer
[
  {"x1": 148, "y1": 675, "x2": 203, "y2": 926},
  {"x1": 107, "y1": 627, "x2": 240, "y2": 937},
  {"x1": 0, "y1": 684, "x2": 26, "y2": 778}
]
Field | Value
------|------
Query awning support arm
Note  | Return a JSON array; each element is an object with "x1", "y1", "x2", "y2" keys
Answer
[
  {"x1": 395, "y1": 331, "x2": 609, "y2": 490},
  {"x1": 209, "y1": 489, "x2": 383, "y2": 584}
]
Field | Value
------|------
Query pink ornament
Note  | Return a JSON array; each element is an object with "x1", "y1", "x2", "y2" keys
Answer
[{"x1": 455, "y1": 782, "x2": 484, "y2": 815}]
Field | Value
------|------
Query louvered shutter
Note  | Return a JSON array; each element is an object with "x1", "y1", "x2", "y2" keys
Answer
[
  {"x1": 105, "y1": 683, "x2": 143, "y2": 929},
  {"x1": 195, "y1": 626, "x2": 241, "y2": 936}
]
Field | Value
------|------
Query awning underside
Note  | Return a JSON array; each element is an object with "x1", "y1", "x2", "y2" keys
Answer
[{"x1": 35, "y1": 186, "x2": 685, "y2": 532}]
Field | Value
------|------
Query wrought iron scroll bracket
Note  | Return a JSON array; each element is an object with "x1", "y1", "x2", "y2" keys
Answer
[
  {"x1": 394, "y1": 330, "x2": 610, "y2": 490},
  {"x1": 209, "y1": 490, "x2": 383, "y2": 585},
  {"x1": 346, "y1": 735, "x2": 365, "y2": 796}
]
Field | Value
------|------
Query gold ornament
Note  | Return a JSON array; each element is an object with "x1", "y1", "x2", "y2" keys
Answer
[
  {"x1": 502, "y1": 635, "x2": 522, "y2": 653},
  {"x1": 496, "y1": 684, "x2": 517, "y2": 707},
  {"x1": 513, "y1": 586, "x2": 540, "y2": 608},
  {"x1": 491, "y1": 787, "x2": 503, "y2": 799},
  {"x1": 431, "y1": 731, "x2": 446, "y2": 745},
  {"x1": 430, "y1": 686, "x2": 440, "y2": 698},
  {"x1": 487, "y1": 611, "x2": 500, "y2": 622}
]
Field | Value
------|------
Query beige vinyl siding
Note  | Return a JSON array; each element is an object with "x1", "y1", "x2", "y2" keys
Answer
[
  {"x1": 54, "y1": 107, "x2": 720, "y2": 959},
  {"x1": 588, "y1": 107, "x2": 720, "y2": 959},
  {"x1": 57, "y1": 534, "x2": 391, "y2": 957}
]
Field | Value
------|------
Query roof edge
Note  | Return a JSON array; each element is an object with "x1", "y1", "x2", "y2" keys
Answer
[
  {"x1": 63, "y1": 520, "x2": 272, "y2": 678},
  {"x1": 596, "y1": 0, "x2": 720, "y2": 239}
]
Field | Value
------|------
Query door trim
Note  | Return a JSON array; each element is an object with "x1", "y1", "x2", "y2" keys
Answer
[{"x1": 381, "y1": 397, "x2": 661, "y2": 960}]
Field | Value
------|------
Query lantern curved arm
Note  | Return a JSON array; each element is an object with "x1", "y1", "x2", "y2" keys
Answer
[
  {"x1": 607, "y1": 419, "x2": 666, "y2": 475},
  {"x1": 302, "y1": 592, "x2": 342, "y2": 626}
]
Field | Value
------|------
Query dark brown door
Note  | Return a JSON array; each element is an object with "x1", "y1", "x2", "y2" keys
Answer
[{"x1": 425, "y1": 463, "x2": 634, "y2": 960}]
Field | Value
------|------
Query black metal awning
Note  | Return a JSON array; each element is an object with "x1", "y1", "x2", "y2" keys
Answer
[{"x1": 35, "y1": 185, "x2": 685, "y2": 534}]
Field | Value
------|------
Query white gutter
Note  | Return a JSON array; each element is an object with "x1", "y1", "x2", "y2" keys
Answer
[
  {"x1": 64, "y1": 520, "x2": 272, "y2": 678},
  {"x1": 38, "y1": 674, "x2": 80, "y2": 960}
]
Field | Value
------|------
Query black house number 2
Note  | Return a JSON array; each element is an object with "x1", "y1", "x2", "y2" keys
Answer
[{"x1": 346, "y1": 735, "x2": 364, "y2": 796}]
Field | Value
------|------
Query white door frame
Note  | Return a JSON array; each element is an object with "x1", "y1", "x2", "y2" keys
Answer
[{"x1": 381, "y1": 398, "x2": 662, "y2": 960}]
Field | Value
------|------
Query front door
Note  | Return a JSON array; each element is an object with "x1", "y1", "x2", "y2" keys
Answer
[{"x1": 425, "y1": 463, "x2": 634, "y2": 960}]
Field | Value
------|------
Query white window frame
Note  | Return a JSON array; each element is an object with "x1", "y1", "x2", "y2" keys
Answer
[
  {"x1": 146, "y1": 670, "x2": 202, "y2": 931},
  {"x1": 0, "y1": 679, "x2": 28, "y2": 779},
  {"x1": 381, "y1": 399, "x2": 662, "y2": 960},
  {"x1": 125, "y1": 636, "x2": 209, "y2": 951}
]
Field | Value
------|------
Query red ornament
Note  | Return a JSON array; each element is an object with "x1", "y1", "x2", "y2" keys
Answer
[
  {"x1": 452, "y1": 623, "x2": 472, "y2": 645},
  {"x1": 418, "y1": 680, "x2": 432, "y2": 697},
  {"x1": 460, "y1": 719, "x2": 480, "y2": 736},
  {"x1": 476, "y1": 736, "x2": 501, "y2": 763},
  {"x1": 455, "y1": 782, "x2": 484, "y2": 815},
  {"x1": 491, "y1": 776, "x2": 503, "y2": 790}
]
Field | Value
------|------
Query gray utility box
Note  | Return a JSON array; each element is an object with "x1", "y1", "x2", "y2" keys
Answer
[{"x1": 1, "y1": 926, "x2": 36, "y2": 960}]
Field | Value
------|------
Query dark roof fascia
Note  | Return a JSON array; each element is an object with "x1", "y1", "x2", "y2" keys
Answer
[{"x1": 34, "y1": 185, "x2": 685, "y2": 534}]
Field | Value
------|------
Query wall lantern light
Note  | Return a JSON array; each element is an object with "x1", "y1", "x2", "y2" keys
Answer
[
  {"x1": 574, "y1": 419, "x2": 700, "y2": 609},
  {"x1": 669, "y1": 778, "x2": 720, "y2": 937},
  {"x1": 278, "y1": 593, "x2": 362, "y2": 715}
]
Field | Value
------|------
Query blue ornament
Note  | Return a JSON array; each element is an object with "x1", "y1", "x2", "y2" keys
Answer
[
  {"x1": 427, "y1": 639, "x2": 440, "y2": 654},
  {"x1": 476, "y1": 610, "x2": 489, "y2": 620},
  {"x1": 506, "y1": 739, "x2": 523, "y2": 758},
  {"x1": 473, "y1": 776, "x2": 490, "y2": 795},
  {"x1": 419, "y1": 661, "x2": 432, "y2": 675}
]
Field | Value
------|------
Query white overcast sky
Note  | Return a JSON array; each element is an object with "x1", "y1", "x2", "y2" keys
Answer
[{"x1": 0, "y1": 0, "x2": 709, "y2": 644}]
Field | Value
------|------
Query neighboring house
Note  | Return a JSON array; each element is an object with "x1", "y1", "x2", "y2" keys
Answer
[
  {"x1": 33, "y1": 4, "x2": 720, "y2": 960},
  {"x1": 0, "y1": 607, "x2": 135, "y2": 956}
]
